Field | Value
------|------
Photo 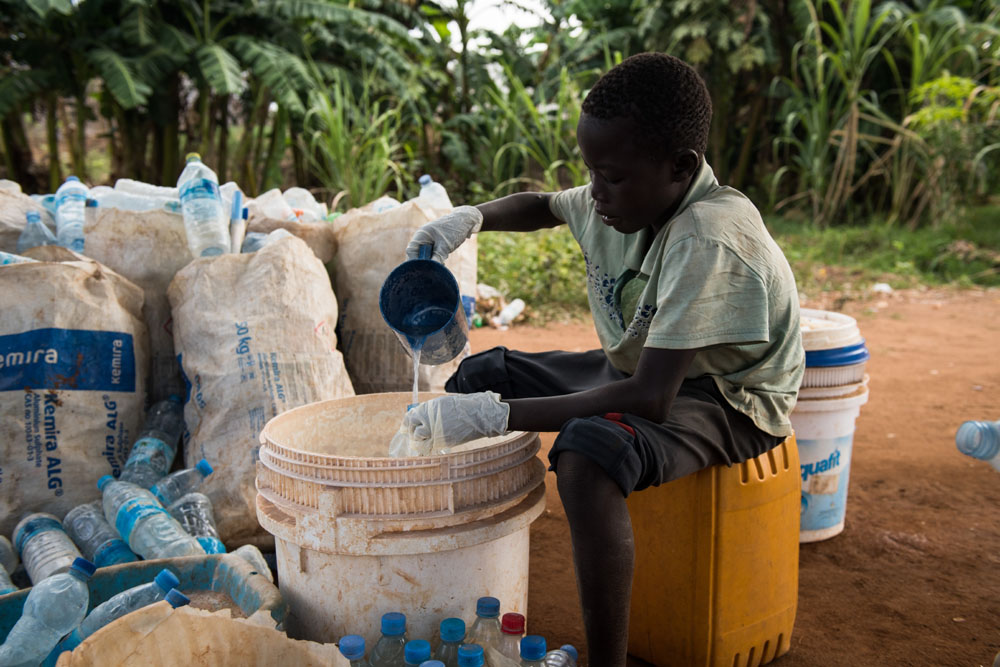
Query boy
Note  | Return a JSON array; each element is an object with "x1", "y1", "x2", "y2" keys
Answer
[{"x1": 401, "y1": 53, "x2": 804, "y2": 665}]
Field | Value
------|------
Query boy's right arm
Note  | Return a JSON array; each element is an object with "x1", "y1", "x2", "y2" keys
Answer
[{"x1": 476, "y1": 192, "x2": 562, "y2": 232}]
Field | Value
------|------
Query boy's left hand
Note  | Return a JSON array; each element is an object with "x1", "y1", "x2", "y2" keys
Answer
[{"x1": 402, "y1": 392, "x2": 510, "y2": 451}]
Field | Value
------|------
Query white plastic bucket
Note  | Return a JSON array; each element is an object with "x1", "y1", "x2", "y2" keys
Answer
[
  {"x1": 255, "y1": 392, "x2": 546, "y2": 648},
  {"x1": 791, "y1": 385, "x2": 869, "y2": 542}
]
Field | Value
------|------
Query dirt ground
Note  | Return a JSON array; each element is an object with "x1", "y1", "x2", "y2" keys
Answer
[{"x1": 469, "y1": 287, "x2": 1000, "y2": 667}]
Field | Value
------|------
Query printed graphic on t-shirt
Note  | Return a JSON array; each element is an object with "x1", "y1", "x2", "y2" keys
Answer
[{"x1": 584, "y1": 252, "x2": 657, "y2": 338}]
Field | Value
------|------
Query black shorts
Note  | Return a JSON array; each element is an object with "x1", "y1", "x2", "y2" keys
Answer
[{"x1": 446, "y1": 346, "x2": 784, "y2": 496}]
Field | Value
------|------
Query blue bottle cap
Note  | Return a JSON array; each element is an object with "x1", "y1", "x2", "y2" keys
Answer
[
  {"x1": 560, "y1": 644, "x2": 578, "y2": 660},
  {"x1": 339, "y1": 634, "x2": 365, "y2": 660},
  {"x1": 66, "y1": 176, "x2": 80, "y2": 183},
  {"x1": 97, "y1": 475, "x2": 114, "y2": 491},
  {"x1": 70, "y1": 557, "x2": 97, "y2": 578},
  {"x1": 457, "y1": 644, "x2": 484, "y2": 667},
  {"x1": 196, "y1": 459, "x2": 213, "y2": 476},
  {"x1": 154, "y1": 569, "x2": 181, "y2": 592},
  {"x1": 26, "y1": 211, "x2": 41, "y2": 223},
  {"x1": 475, "y1": 596, "x2": 500, "y2": 618},
  {"x1": 439, "y1": 617, "x2": 466, "y2": 642},
  {"x1": 419, "y1": 174, "x2": 432, "y2": 185},
  {"x1": 165, "y1": 589, "x2": 190, "y2": 608},
  {"x1": 405, "y1": 639, "x2": 431, "y2": 663},
  {"x1": 520, "y1": 635, "x2": 546, "y2": 660},
  {"x1": 420, "y1": 662, "x2": 445, "y2": 667},
  {"x1": 381, "y1": 611, "x2": 406, "y2": 636}
]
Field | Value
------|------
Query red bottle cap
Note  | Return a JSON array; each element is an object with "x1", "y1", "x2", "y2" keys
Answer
[{"x1": 501, "y1": 612, "x2": 525, "y2": 635}]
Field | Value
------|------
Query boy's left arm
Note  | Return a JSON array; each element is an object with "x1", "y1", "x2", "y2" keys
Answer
[{"x1": 402, "y1": 347, "x2": 697, "y2": 448}]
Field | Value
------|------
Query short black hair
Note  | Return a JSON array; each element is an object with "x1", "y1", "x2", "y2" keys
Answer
[{"x1": 581, "y1": 52, "x2": 712, "y2": 158}]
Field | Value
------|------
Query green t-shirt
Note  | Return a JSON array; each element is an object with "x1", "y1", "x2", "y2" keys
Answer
[{"x1": 549, "y1": 160, "x2": 804, "y2": 436}]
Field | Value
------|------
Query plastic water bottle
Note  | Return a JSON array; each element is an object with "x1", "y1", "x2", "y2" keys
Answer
[
  {"x1": 499, "y1": 612, "x2": 525, "y2": 661},
  {"x1": 0, "y1": 535, "x2": 18, "y2": 595},
  {"x1": 91, "y1": 189, "x2": 179, "y2": 212},
  {"x1": 232, "y1": 544, "x2": 274, "y2": 583},
  {"x1": 177, "y1": 152, "x2": 229, "y2": 257},
  {"x1": 57, "y1": 569, "x2": 186, "y2": 653},
  {"x1": 98, "y1": 476, "x2": 205, "y2": 559},
  {"x1": 14, "y1": 513, "x2": 83, "y2": 584},
  {"x1": 63, "y1": 500, "x2": 138, "y2": 567},
  {"x1": 543, "y1": 645, "x2": 578, "y2": 666},
  {"x1": 956, "y1": 420, "x2": 1000, "y2": 472},
  {"x1": 283, "y1": 187, "x2": 324, "y2": 221},
  {"x1": 18, "y1": 210, "x2": 57, "y2": 253},
  {"x1": 0, "y1": 557, "x2": 95, "y2": 666},
  {"x1": 168, "y1": 492, "x2": 226, "y2": 554},
  {"x1": 493, "y1": 299, "x2": 525, "y2": 329},
  {"x1": 467, "y1": 597, "x2": 502, "y2": 652},
  {"x1": 433, "y1": 617, "x2": 465, "y2": 667},
  {"x1": 404, "y1": 639, "x2": 432, "y2": 666},
  {"x1": 339, "y1": 634, "x2": 369, "y2": 667},
  {"x1": 114, "y1": 178, "x2": 179, "y2": 199},
  {"x1": 519, "y1": 636, "x2": 546, "y2": 667},
  {"x1": 457, "y1": 644, "x2": 485, "y2": 667},
  {"x1": 253, "y1": 188, "x2": 297, "y2": 221},
  {"x1": 54, "y1": 176, "x2": 88, "y2": 252},
  {"x1": 150, "y1": 458, "x2": 214, "y2": 507},
  {"x1": 418, "y1": 175, "x2": 453, "y2": 210},
  {"x1": 119, "y1": 397, "x2": 185, "y2": 488},
  {"x1": 0, "y1": 250, "x2": 38, "y2": 265},
  {"x1": 370, "y1": 612, "x2": 407, "y2": 666}
]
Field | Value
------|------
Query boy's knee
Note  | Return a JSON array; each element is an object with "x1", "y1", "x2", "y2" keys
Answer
[
  {"x1": 552, "y1": 417, "x2": 632, "y2": 497},
  {"x1": 445, "y1": 346, "x2": 510, "y2": 394}
]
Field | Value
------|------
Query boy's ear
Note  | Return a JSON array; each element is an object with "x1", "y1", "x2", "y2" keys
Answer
[{"x1": 671, "y1": 149, "x2": 700, "y2": 182}]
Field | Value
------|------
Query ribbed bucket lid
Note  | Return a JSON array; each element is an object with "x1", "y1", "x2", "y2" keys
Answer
[{"x1": 805, "y1": 339, "x2": 870, "y2": 367}]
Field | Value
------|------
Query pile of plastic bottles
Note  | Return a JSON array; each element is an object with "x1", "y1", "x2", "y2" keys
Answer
[{"x1": 338, "y1": 597, "x2": 578, "y2": 667}]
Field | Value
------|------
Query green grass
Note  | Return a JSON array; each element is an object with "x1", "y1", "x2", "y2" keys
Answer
[{"x1": 477, "y1": 204, "x2": 1000, "y2": 320}]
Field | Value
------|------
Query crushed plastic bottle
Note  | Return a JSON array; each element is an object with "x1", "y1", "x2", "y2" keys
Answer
[
  {"x1": 492, "y1": 299, "x2": 525, "y2": 329},
  {"x1": 114, "y1": 178, "x2": 179, "y2": 199},
  {"x1": 99, "y1": 476, "x2": 205, "y2": 559},
  {"x1": 252, "y1": 188, "x2": 297, "y2": 221},
  {"x1": 241, "y1": 228, "x2": 293, "y2": 253},
  {"x1": 150, "y1": 458, "x2": 213, "y2": 507},
  {"x1": 0, "y1": 250, "x2": 38, "y2": 265},
  {"x1": 177, "y1": 153, "x2": 229, "y2": 257},
  {"x1": 339, "y1": 634, "x2": 369, "y2": 667},
  {"x1": 14, "y1": 513, "x2": 84, "y2": 584},
  {"x1": 467, "y1": 597, "x2": 502, "y2": 654},
  {"x1": 370, "y1": 612, "x2": 407, "y2": 666},
  {"x1": 57, "y1": 569, "x2": 186, "y2": 653},
  {"x1": 499, "y1": 612, "x2": 526, "y2": 661},
  {"x1": 232, "y1": 544, "x2": 273, "y2": 582},
  {"x1": 54, "y1": 176, "x2": 88, "y2": 252},
  {"x1": 956, "y1": 419, "x2": 1000, "y2": 472},
  {"x1": 90, "y1": 188, "x2": 180, "y2": 212},
  {"x1": 433, "y1": 617, "x2": 465, "y2": 667},
  {"x1": 542, "y1": 645, "x2": 577, "y2": 666},
  {"x1": 63, "y1": 500, "x2": 138, "y2": 567},
  {"x1": 0, "y1": 557, "x2": 95, "y2": 666},
  {"x1": 283, "y1": 187, "x2": 325, "y2": 221},
  {"x1": 519, "y1": 636, "x2": 546, "y2": 667},
  {"x1": 119, "y1": 396, "x2": 185, "y2": 488},
  {"x1": 417, "y1": 175, "x2": 453, "y2": 211},
  {"x1": 18, "y1": 210, "x2": 57, "y2": 253},
  {"x1": 168, "y1": 492, "x2": 226, "y2": 554},
  {"x1": 457, "y1": 644, "x2": 485, "y2": 667},
  {"x1": 405, "y1": 639, "x2": 432, "y2": 666},
  {"x1": 0, "y1": 535, "x2": 18, "y2": 595}
]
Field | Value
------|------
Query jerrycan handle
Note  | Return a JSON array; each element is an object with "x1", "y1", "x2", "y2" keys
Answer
[{"x1": 418, "y1": 243, "x2": 433, "y2": 260}]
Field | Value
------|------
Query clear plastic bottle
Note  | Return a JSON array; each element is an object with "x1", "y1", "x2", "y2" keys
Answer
[
  {"x1": 18, "y1": 210, "x2": 57, "y2": 253},
  {"x1": 177, "y1": 152, "x2": 229, "y2": 257},
  {"x1": 418, "y1": 175, "x2": 454, "y2": 211},
  {"x1": 232, "y1": 544, "x2": 274, "y2": 582},
  {"x1": 252, "y1": 188, "x2": 297, "y2": 221},
  {"x1": 433, "y1": 617, "x2": 465, "y2": 667},
  {"x1": 63, "y1": 500, "x2": 138, "y2": 567},
  {"x1": 0, "y1": 250, "x2": 37, "y2": 265},
  {"x1": 150, "y1": 459, "x2": 214, "y2": 507},
  {"x1": 14, "y1": 513, "x2": 83, "y2": 584},
  {"x1": 519, "y1": 636, "x2": 546, "y2": 667},
  {"x1": 54, "y1": 175, "x2": 88, "y2": 252},
  {"x1": 91, "y1": 189, "x2": 180, "y2": 213},
  {"x1": 114, "y1": 178, "x2": 179, "y2": 199},
  {"x1": 542, "y1": 645, "x2": 577, "y2": 666},
  {"x1": 0, "y1": 557, "x2": 95, "y2": 666},
  {"x1": 499, "y1": 612, "x2": 525, "y2": 661},
  {"x1": 467, "y1": 597, "x2": 502, "y2": 653},
  {"x1": 493, "y1": 299, "x2": 525, "y2": 329},
  {"x1": 283, "y1": 187, "x2": 324, "y2": 221},
  {"x1": 339, "y1": 634, "x2": 369, "y2": 667},
  {"x1": 58, "y1": 570, "x2": 186, "y2": 652},
  {"x1": 956, "y1": 419, "x2": 1000, "y2": 472},
  {"x1": 0, "y1": 535, "x2": 18, "y2": 595},
  {"x1": 119, "y1": 397, "x2": 185, "y2": 488},
  {"x1": 370, "y1": 611, "x2": 407, "y2": 667},
  {"x1": 405, "y1": 639, "x2": 432, "y2": 666},
  {"x1": 98, "y1": 476, "x2": 205, "y2": 559},
  {"x1": 457, "y1": 644, "x2": 484, "y2": 667},
  {"x1": 168, "y1": 492, "x2": 226, "y2": 554}
]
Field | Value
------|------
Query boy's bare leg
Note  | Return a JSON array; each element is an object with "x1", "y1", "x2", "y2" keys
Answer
[{"x1": 556, "y1": 451, "x2": 634, "y2": 667}]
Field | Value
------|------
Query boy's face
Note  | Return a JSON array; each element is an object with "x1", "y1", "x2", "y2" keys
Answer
[{"x1": 577, "y1": 113, "x2": 697, "y2": 235}]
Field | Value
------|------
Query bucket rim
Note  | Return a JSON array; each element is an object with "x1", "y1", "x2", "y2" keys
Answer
[{"x1": 794, "y1": 385, "x2": 869, "y2": 412}]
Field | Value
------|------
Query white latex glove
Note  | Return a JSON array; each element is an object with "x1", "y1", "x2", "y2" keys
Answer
[
  {"x1": 406, "y1": 205, "x2": 484, "y2": 264},
  {"x1": 400, "y1": 392, "x2": 510, "y2": 454}
]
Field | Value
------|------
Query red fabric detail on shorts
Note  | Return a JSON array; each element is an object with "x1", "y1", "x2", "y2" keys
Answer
[{"x1": 602, "y1": 412, "x2": 636, "y2": 437}]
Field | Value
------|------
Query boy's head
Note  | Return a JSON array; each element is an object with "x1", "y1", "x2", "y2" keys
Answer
[{"x1": 578, "y1": 53, "x2": 713, "y2": 234}]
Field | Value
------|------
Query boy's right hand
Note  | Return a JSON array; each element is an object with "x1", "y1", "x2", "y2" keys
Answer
[{"x1": 406, "y1": 205, "x2": 484, "y2": 264}]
